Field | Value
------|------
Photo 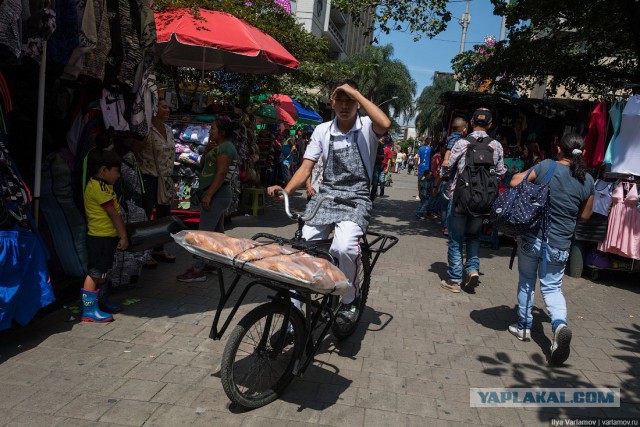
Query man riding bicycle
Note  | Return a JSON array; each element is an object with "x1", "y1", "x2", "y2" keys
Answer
[{"x1": 267, "y1": 79, "x2": 391, "y2": 333}]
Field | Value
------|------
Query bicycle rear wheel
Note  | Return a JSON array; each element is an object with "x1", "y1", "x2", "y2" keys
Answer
[
  {"x1": 331, "y1": 249, "x2": 371, "y2": 340},
  {"x1": 220, "y1": 302, "x2": 305, "y2": 409}
]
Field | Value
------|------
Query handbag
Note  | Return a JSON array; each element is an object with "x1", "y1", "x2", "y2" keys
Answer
[
  {"x1": 126, "y1": 215, "x2": 186, "y2": 252},
  {"x1": 151, "y1": 126, "x2": 176, "y2": 205},
  {"x1": 491, "y1": 161, "x2": 556, "y2": 273}
]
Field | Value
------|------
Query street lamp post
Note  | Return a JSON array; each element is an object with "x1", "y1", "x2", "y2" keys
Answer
[
  {"x1": 454, "y1": 1, "x2": 471, "y2": 92},
  {"x1": 377, "y1": 96, "x2": 398, "y2": 107}
]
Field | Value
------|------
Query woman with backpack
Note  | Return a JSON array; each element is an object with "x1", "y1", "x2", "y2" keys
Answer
[{"x1": 507, "y1": 133, "x2": 594, "y2": 366}]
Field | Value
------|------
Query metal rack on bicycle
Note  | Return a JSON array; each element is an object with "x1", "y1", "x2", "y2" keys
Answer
[{"x1": 172, "y1": 193, "x2": 398, "y2": 409}]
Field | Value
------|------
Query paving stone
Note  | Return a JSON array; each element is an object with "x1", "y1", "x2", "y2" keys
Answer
[
  {"x1": 98, "y1": 399, "x2": 160, "y2": 426},
  {"x1": 55, "y1": 393, "x2": 117, "y2": 421},
  {"x1": 13, "y1": 389, "x2": 77, "y2": 414},
  {"x1": 0, "y1": 363, "x2": 50, "y2": 386},
  {"x1": 3, "y1": 410, "x2": 67, "y2": 427},
  {"x1": 124, "y1": 361, "x2": 175, "y2": 381},
  {"x1": 362, "y1": 408, "x2": 405, "y2": 427},
  {"x1": 191, "y1": 409, "x2": 244, "y2": 427},
  {"x1": 143, "y1": 404, "x2": 199, "y2": 426},
  {"x1": 152, "y1": 348, "x2": 198, "y2": 366},
  {"x1": 110, "y1": 378, "x2": 167, "y2": 401},
  {"x1": 151, "y1": 383, "x2": 207, "y2": 406},
  {"x1": 367, "y1": 373, "x2": 406, "y2": 394},
  {"x1": 160, "y1": 364, "x2": 210, "y2": 385},
  {"x1": 100, "y1": 328, "x2": 144, "y2": 343},
  {"x1": 318, "y1": 403, "x2": 364, "y2": 427},
  {"x1": 435, "y1": 398, "x2": 479, "y2": 423},
  {"x1": 130, "y1": 331, "x2": 174, "y2": 348},
  {"x1": 354, "y1": 388, "x2": 397, "y2": 411},
  {"x1": 0, "y1": 383, "x2": 37, "y2": 409},
  {"x1": 396, "y1": 394, "x2": 438, "y2": 418}
]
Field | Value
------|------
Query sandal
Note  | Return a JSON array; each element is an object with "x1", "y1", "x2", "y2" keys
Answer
[{"x1": 152, "y1": 251, "x2": 176, "y2": 263}]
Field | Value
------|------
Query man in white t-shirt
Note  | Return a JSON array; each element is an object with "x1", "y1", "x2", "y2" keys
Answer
[{"x1": 268, "y1": 79, "x2": 391, "y2": 332}]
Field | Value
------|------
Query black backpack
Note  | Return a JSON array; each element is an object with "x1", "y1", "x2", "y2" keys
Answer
[{"x1": 452, "y1": 136, "x2": 499, "y2": 217}]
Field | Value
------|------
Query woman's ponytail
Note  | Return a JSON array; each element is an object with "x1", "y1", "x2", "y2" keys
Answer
[{"x1": 559, "y1": 133, "x2": 586, "y2": 183}]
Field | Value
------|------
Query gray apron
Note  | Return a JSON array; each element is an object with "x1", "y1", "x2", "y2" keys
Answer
[{"x1": 305, "y1": 132, "x2": 372, "y2": 232}]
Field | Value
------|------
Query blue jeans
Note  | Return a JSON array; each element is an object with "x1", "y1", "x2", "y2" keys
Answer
[
  {"x1": 416, "y1": 196, "x2": 429, "y2": 216},
  {"x1": 516, "y1": 235, "x2": 569, "y2": 332},
  {"x1": 446, "y1": 207, "x2": 483, "y2": 283},
  {"x1": 439, "y1": 182, "x2": 450, "y2": 228},
  {"x1": 370, "y1": 167, "x2": 386, "y2": 199}
]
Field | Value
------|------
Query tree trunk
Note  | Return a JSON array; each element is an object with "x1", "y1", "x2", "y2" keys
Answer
[{"x1": 171, "y1": 66, "x2": 185, "y2": 112}]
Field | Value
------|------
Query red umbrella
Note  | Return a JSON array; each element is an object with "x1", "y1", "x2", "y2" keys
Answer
[{"x1": 155, "y1": 8, "x2": 299, "y2": 74}]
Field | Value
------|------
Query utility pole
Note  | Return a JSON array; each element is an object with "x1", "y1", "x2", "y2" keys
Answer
[
  {"x1": 499, "y1": 0, "x2": 510, "y2": 41},
  {"x1": 454, "y1": 0, "x2": 471, "y2": 91}
]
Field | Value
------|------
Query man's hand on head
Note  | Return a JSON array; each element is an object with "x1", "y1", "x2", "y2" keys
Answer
[{"x1": 332, "y1": 84, "x2": 359, "y2": 100}]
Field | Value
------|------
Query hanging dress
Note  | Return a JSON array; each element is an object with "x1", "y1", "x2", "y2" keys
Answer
[
  {"x1": 598, "y1": 183, "x2": 640, "y2": 260},
  {"x1": 604, "y1": 101, "x2": 624, "y2": 165}
]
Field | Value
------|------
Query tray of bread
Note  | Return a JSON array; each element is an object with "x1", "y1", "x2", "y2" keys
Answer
[{"x1": 173, "y1": 231, "x2": 351, "y2": 295}]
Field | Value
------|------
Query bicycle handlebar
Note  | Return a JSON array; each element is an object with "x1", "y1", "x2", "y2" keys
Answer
[{"x1": 276, "y1": 191, "x2": 356, "y2": 222}]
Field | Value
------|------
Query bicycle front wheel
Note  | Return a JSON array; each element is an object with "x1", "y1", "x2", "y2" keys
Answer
[
  {"x1": 332, "y1": 249, "x2": 371, "y2": 340},
  {"x1": 220, "y1": 302, "x2": 305, "y2": 409}
]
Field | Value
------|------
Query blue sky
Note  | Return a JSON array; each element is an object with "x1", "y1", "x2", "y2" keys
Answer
[{"x1": 375, "y1": 0, "x2": 503, "y2": 100}]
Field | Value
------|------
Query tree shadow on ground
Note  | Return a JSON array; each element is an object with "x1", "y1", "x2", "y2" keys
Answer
[
  {"x1": 468, "y1": 305, "x2": 640, "y2": 421},
  {"x1": 611, "y1": 323, "x2": 640, "y2": 417}
]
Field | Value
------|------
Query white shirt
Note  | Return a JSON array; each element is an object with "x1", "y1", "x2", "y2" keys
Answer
[
  {"x1": 303, "y1": 115, "x2": 379, "y2": 182},
  {"x1": 611, "y1": 95, "x2": 640, "y2": 176}
]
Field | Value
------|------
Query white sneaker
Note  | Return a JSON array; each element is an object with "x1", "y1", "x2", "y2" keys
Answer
[
  {"x1": 550, "y1": 324, "x2": 572, "y2": 365},
  {"x1": 508, "y1": 323, "x2": 531, "y2": 341}
]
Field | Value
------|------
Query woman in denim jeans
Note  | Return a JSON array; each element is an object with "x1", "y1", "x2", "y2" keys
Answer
[{"x1": 508, "y1": 134, "x2": 594, "y2": 365}]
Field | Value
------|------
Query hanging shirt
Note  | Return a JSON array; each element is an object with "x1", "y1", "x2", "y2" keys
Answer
[
  {"x1": 583, "y1": 102, "x2": 607, "y2": 168},
  {"x1": 592, "y1": 179, "x2": 613, "y2": 217},
  {"x1": 611, "y1": 95, "x2": 640, "y2": 176}
]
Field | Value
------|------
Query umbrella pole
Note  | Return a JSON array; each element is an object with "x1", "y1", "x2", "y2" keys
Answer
[{"x1": 33, "y1": 41, "x2": 47, "y2": 228}]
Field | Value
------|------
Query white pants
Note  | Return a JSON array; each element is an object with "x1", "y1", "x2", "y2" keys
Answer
[{"x1": 302, "y1": 221, "x2": 363, "y2": 304}]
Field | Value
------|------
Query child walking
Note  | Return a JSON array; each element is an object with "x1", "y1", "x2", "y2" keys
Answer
[
  {"x1": 82, "y1": 148, "x2": 129, "y2": 322},
  {"x1": 416, "y1": 169, "x2": 434, "y2": 220}
]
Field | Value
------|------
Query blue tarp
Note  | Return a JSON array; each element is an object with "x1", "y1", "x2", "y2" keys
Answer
[{"x1": 292, "y1": 99, "x2": 322, "y2": 124}]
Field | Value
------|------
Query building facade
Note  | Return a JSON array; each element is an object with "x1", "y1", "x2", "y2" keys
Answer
[{"x1": 290, "y1": 0, "x2": 373, "y2": 59}]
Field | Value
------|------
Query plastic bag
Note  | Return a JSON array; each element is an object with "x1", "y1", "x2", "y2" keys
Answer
[
  {"x1": 252, "y1": 253, "x2": 350, "y2": 295},
  {"x1": 181, "y1": 231, "x2": 257, "y2": 257},
  {"x1": 234, "y1": 242, "x2": 293, "y2": 262}
]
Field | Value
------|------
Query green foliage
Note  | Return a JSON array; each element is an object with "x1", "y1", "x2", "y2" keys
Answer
[
  {"x1": 342, "y1": 45, "x2": 417, "y2": 120},
  {"x1": 153, "y1": 0, "x2": 346, "y2": 109},
  {"x1": 332, "y1": 0, "x2": 452, "y2": 42},
  {"x1": 452, "y1": 0, "x2": 640, "y2": 96},
  {"x1": 414, "y1": 73, "x2": 454, "y2": 136}
]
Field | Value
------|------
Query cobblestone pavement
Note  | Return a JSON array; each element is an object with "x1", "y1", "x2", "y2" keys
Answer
[{"x1": 1, "y1": 172, "x2": 639, "y2": 426}]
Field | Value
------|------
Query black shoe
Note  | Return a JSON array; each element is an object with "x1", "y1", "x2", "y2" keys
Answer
[{"x1": 335, "y1": 298, "x2": 360, "y2": 331}]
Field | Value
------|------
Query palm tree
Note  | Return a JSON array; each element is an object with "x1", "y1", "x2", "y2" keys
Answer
[
  {"x1": 414, "y1": 73, "x2": 454, "y2": 137},
  {"x1": 342, "y1": 45, "x2": 417, "y2": 121}
]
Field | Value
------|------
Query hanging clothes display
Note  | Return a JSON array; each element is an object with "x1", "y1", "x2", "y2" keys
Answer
[
  {"x1": 611, "y1": 95, "x2": 640, "y2": 176},
  {"x1": 109, "y1": 151, "x2": 151, "y2": 287},
  {"x1": 592, "y1": 179, "x2": 614, "y2": 217},
  {"x1": 598, "y1": 182, "x2": 640, "y2": 260},
  {"x1": 583, "y1": 101, "x2": 607, "y2": 168},
  {"x1": 604, "y1": 100, "x2": 625, "y2": 165}
]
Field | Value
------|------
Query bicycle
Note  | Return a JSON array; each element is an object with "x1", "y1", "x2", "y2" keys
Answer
[{"x1": 174, "y1": 192, "x2": 397, "y2": 409}]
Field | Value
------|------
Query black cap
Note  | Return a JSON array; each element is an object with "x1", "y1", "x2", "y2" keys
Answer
[{"x1": 472, "y1": 108, "x2": 492, "y2": 127}]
